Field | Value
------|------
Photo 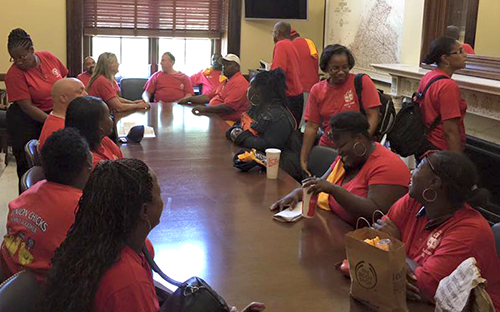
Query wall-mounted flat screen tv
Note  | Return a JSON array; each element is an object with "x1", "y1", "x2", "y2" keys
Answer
[{"x1": 245, "y1": 0, "x2": 308, "y2": 20}]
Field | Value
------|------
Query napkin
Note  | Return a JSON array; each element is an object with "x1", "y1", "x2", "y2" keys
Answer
[{"x1": 273, "y1": 202, "x2": 302, "y2": 223}]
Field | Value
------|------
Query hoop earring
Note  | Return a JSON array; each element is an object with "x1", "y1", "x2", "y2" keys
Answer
[
  {"x1": 353, "y1": 142, "x2": 367, "y2": 157},
  {"x1": 250, "y1": 94, "x2": 260, "y2": 106},
  {"x1": 422, "y1": 188, "x2": 437, "y2": 203},
  {"x1": 145, "y1": 219, "x2": 152, "y2": 232}
]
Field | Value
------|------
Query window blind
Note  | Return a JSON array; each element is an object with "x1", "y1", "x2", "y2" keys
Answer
[{"x1": 83, "y1": 0, "x2": 224, "y2": 38}]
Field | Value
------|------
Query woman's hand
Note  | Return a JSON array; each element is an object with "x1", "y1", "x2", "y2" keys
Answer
[
  {"x1": 406, "y1": 264, "x2": 421, "y2": 301},
  {"x1": 300, "y1": 158, "x2": 312, "y2": 177},
  {"x1": 134, "y1": 99, "x2": 146, "y2": 104},
  {"x1": 301, "y1": 177, "x2": 335, "y2": 195},
  {"x1": 230, "y1": 302, "x2": 266, "y2": 312},
  {"x1": 372, "y1": 217, "x2": 401, "y2": 241},
  {"x1": 270, "y1": 188, "x2": 301, "y2": 211},
  {"x1": 192, "y1": 105, "x2": 207, "y2": 115},
  {"x1": 138, "y1": 101, "x2": 151, "y2": 110}
]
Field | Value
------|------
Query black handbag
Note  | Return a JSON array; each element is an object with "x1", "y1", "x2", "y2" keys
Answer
[{"x1": 143, "y1": 248, "x2": 231, "y2": 312}]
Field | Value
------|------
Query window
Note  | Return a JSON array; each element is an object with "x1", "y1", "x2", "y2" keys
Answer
[
  {"x1": 92, "y1": 36, "x2": 213, "y2": 79},
  {"x1": 92, "y1": 36, "x2": 150, "y2": 79},
  {"x1": 158, "y1": 38, "x2": 212, "y2": 76}
]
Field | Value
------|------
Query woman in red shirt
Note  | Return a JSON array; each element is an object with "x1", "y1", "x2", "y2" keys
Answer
[
  {"x1": 271, "y1": 111, "x2": 410, "y2": 226},
  {"x1": 301, "y1": 45, "x2": 381, "y2": 176},
  {"x1": 5, "y1": 28, "x2": 68, "y2": 188},
  {"x1": 42, "y1": 158, "x2": 164, "y2": 312},
  {"x1": 419, "y1": 36, "x2": 467, "y2": 155},
  {"x1": 375, "y1": 151, "x2": 500, "y2": 309},
  {"x1": 87, "y1": 52, "x2": 150, "y2": 112},
  {"x1": 65, "y1": 96, "x2": 123, "y2": 167}
]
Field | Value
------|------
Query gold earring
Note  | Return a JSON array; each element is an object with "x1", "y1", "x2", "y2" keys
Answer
[{"x1": 145, "y1": 219, "x2": 152, "y2": 232}]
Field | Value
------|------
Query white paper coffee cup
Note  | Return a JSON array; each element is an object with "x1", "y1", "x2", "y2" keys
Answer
[
  {"x1": 302, "y1": 187, "x2": 317, "y2": 218},
  {"x1": 265, "y1": 148, "x2": 281, "y2": 179}
]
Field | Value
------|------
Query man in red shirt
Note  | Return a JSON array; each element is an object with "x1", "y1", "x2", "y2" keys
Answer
[
  {"x1": 1, "y1": 128, "x2": 93, "y2": 281},
  {"x1": 142, "y1": 52, "x2": 194, "y2": 103},
  {"x1": 272, "y1": 22, "x2": 304, "y2": 124},
  {"x1": 38, "y1": 78, "x2": 88, "y2": 150},
  {"x1": 77, "y1": 56, "x2": 95, "y2": 87},
  {"x1": 190, "y1": 53, "x2": 224, "y2": 96},
  {"x1": 179, "y1": 54, "x2": 250, "y2": 122},
  {"x1": 290, "y1": 28, "x2": 319, "y2": 130}
]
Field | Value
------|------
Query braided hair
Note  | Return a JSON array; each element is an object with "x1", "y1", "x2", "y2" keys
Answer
[
  {"x1": 429, "y1": 151, "x2": 490, "y2": 208},
  {"x1": 251, "y1": 68, "x2": 287, "y2": 103},
  {"x1": 42, "y1": 158, "x2": 154, "y2": 312},
  {"x1": 7, "y1": 28, "x2": 33, "y2": 52}
]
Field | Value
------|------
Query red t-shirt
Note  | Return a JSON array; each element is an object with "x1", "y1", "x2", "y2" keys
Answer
[
  {"x1": 208, "y1": 72, "x2": 250, "y2": 122},
  {"x1": 291, "y1": 37, "x2": 319, "y2": 92},
  {"x1": 0, "y1": 180, "x2": 82, "y2": 281},
  {"x1": 463, "y1": 43, "x2": 475, "y2": 55},
  {"x1": 328, "y1": 143, "x2": 410, "y2": 225},
  {"x1": 5, "y1": 51, "x2": 68, "y2": 112},
  {"x1": 88, "y1": 75, "x2": 121, "y2": 102},
  {"x1": 388, "y1": 194, "x2": 500, "y2": 309},
  {"x1": 190, "y1": 68, "x2": 222, "y2": 95},
  {"x1": 419, "y1": 69, "x2": 467, "y2": 151},
  {"x1": 38, "y1": 114, "x2": 65, "y2": 151},
  {"x1": 144, "y1": 71, "x2": 193, "y2": 103},
  {"x1": 271, "y1": 39, "x2": 303, "y2": 97},
  {"x1": 304, "y1": 75, "x2": 381, "y2": 146},
  {"x1": 94, "y1": 239, "x2": 160, "y2": 312},
  {"x1": 77, "y1": 72, "x2": 92, "y2": 87},
  {"x1": 93, "y1": 137, "x2": 123, "y2": 167}
]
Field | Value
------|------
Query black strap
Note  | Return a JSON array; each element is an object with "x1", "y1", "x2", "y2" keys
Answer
[
  {"x1": 419, "y1": 76, "x2": 449, "y2": 134},
  {"x1": 143, "y1": 247, "x2": 183, "y2": 287},
  {"x1": 354, "y1": 73, "x2": 365, "y2": 114}
]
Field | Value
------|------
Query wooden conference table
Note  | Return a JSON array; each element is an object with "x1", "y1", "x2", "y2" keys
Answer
[{"x1": 117, "y1": 102, "x2": 433, "y2": 311}]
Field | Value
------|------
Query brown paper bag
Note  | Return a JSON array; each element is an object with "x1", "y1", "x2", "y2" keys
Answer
[{"x1": 345, "y1": 227, "x2": 408, "y2": 312}]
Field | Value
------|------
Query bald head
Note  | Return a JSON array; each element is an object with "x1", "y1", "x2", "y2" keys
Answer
[
  {"x1": 83, "y1": 56, "x2": 96, "y2": 74},
  {"x1": 51, "y1": 78, "x2": 87, "y2": 115},
  {"x1": 273, "y1": 22, "x2": 291, "y2": 43}
]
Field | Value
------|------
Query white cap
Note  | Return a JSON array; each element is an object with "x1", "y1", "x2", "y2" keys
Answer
[{"x1": 222, "y1": 54, "x2": 241, "y2": 66}]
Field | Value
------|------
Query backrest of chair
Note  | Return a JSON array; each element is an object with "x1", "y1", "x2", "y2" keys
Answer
[
  {"x1": 121, "y1": 78, "x2": 148, "y2": 101},
  {"x1": 25, "y1": 139, "x2": 41, "y2": 168},
  {"x1": 0, "y1": 270, "x2": 42, "y2": 312},
  {"x1": 20, "y1": 166, "x2": 45, "y2": 193},
  {"x1": 307, "y1": 145, "x2": 338, "y2": 177},
  {"x1": 492, "y1": 223, "x2": 500, "y2": 260}
]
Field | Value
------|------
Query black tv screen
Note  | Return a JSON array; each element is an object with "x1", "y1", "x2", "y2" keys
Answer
[{"x1": 245, "y1": 0, "x2": 308, "y2": 20}]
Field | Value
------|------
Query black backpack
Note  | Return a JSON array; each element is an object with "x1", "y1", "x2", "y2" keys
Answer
[
  {"x1": 386, "y1": 76, "x2": 449, "y2": 157},
  {"x1": 354, "y1": 74, "x2": 396, "y2": 142}
]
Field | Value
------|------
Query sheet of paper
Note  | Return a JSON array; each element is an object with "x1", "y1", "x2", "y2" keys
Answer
[
  {"x1": 435, "y1": 257, "x2": 487, "y2": 312},
  {"x1": 273, "y1": 202, "x2": 302, "y2": 223}
]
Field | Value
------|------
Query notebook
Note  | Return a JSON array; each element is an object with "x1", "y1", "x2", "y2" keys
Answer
[{"x1": 273, "y1": 202, "x2": 302, "y2": 223}]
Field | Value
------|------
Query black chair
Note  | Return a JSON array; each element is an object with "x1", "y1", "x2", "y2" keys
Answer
[
  {"x1": 120, "y1": 78, "x2": 148, "y2": 101},
  {"x1": 307, "y1": 145, "x2": 338, "y2": 177},
  {"x1": 0, "y1": 270, "x2": 42, "y2": 312},
  {"x1": 20, "y1": 166, "x2": 45, "y2": 193},
  {"x1": 24, "y1": 139, "x2": 41, "y2": 168},
  {"x1": 0, "y1": 110, "x2": 8, "y2": 165}
]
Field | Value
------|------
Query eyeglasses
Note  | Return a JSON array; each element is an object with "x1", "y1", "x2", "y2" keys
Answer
[
  {"x1": 9, "y1": 53, "x2": 30, "y2": 63},
  {"x1": 423, "y1": 150, "x2": 438, "y2": 175}
]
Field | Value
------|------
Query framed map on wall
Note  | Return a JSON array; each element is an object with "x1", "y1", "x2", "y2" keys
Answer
[{"x1": 324, "y1": 0, "x2": 405, "y2": 83}]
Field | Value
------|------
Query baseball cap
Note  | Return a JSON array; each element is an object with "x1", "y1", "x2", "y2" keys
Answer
[{"x1": 222, "y1": 54, "x2": 241, "y2": 66}]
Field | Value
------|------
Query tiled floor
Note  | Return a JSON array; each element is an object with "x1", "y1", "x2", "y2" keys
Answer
[{"x1": 0, "y1": 156, "x2": 18, "y2": 239}]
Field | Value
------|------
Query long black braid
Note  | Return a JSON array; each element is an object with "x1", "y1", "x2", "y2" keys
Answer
[
  {"x1": 7, "y1": 28, "x2": 33, "y2": 52},
  {"x1": 42, "y1": 158, "x2": 154, "y2": 312}
]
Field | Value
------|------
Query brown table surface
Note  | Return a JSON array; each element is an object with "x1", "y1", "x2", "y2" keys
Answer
[{"x1": 117, "y1": 102, "x2": 434, "y2": 311}]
